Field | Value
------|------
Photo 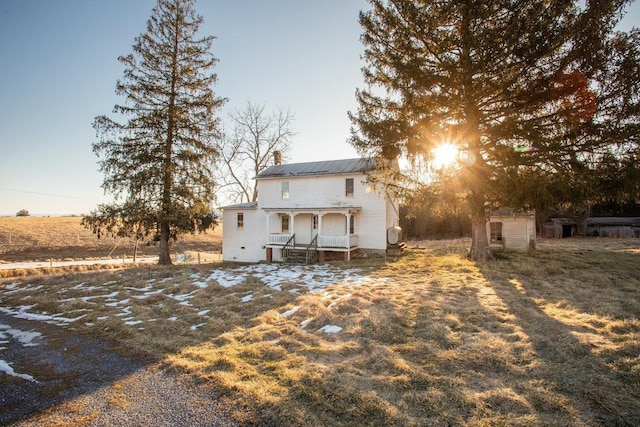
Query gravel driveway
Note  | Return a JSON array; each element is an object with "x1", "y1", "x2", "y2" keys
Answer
[{"x1": 0, "y1": 313, "x2": 238, "y2": 426}]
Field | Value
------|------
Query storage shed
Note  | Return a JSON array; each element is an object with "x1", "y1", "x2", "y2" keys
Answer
[
  {"x1": 542, "y1": 218, "x2": 577, "y2": 238},
  {"x1": 487, "y1": 210, "x2": 536, "y2": 252}
]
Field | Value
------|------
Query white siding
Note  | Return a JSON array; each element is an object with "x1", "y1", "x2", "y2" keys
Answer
[
  {"x1": 258, "y1": 174, "x2": 372, "y2": 209},
  {"x1": 222, "y1": 208, "x2": 265, "y2": 262},
  {"x1": 486, "y1": 214, "x2": 535, "y2": 252},
  {"x1": 258, "y1": 174, "x2": 393, "y2": 250},
  {"x1": 322, "y1": 213, "x2": 346, "y2": 236}
]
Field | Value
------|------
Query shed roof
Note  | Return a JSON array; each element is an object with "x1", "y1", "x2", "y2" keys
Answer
[
  {"x1": 490, "y1": 208, "x2": 535, "y2": 217},
  {"x1": 255, "y1": 158, "x2": 376, "y2": 179}
]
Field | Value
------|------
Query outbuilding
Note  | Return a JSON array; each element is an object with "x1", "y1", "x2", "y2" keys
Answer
[{"x1": 487, "y1": 210, "x2": 536, "y2": 252}]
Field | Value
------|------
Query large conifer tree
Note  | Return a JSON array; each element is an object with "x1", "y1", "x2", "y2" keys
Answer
[
  {"x1": 84, "y1": 0, "x2": 226, "y2": 265},
  {"x1": 350, "y1": 0, "x2": 640, "y2": 260}
]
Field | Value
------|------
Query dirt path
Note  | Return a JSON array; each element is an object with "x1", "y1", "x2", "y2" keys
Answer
[{"x1": 0, "y1": 313, "x2": 237, "y2": 426}]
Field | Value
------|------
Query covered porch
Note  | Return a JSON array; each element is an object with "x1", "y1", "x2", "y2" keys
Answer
[{"x1": 264, "y1": 207, "x2": 360, "y2": 262}]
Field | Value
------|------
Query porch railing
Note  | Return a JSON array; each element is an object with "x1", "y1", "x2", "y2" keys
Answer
[
  {"x1": 305, "y1": 234, "x2": 319, "y2": 263},
  {"x1": 268, "y1": 234, "x2": 358, "y2": 249},
  {"x1": 318, "y1": 235, "x2": 358, "y2": 248},
  {"x1": 283, "y1": 233, "x2": 295, "y2": 259},
  {"x1": 268, "y1": 233, "x2": 293, "y2": 245}
]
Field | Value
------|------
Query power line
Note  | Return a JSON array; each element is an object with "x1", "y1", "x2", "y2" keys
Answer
[{"x1": 0, "y1": 187, "x2": 91, "y2": 200}]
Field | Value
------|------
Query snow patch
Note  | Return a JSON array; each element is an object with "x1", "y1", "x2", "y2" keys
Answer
[
  {"x1": 192, "y1": 281, "x2": 209, "y2": 289},
  {"x1": 0, "y1": 324, "x2": 42, "y2": 347},
  {"x1": 319, "y1": 325, "x2": 342, "y2": 334},
  {"x1": 281, "y1": 306, "x2": 299, "y2": 317},
  {"x1": 0, "y1": 359, "x2": 36, "y2": 382}
]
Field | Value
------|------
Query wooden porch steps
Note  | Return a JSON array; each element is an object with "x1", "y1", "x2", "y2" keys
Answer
[{"x1": 283, "y1": 248, "x2": 318, "y2": 264}]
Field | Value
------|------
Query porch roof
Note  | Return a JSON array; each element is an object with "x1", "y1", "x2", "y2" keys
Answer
[
  {"x1": 262, "y1": 205, "x2": 361, "y2": 213},
  {"x1": 219, "y1": 201, "x2": 257, "y2": 210}
]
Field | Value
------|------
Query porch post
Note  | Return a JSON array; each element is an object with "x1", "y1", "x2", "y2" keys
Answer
[
  {"x1": 290, "y1": 211, "x2": 295, "y2": 239},
  {"x1": 346, "y1": 212, "x2": 351, "y2": 261},
  {"x1": 318, "y1": 213, "x2": 324, "y2": 247}
]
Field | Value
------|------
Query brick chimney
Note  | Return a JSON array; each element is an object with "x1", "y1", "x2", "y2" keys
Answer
[{"x1": 274, "y1": 150, "x2": 282, "y2": 165}]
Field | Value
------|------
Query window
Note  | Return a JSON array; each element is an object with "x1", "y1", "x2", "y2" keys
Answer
[
  {"x1": 312, "y1": 215, "x2": 318, "y2": 230},
  {"x1": 281, "y1": 181, "x2": 289, "y2": 199},
  {"x1": 282, "y1": 215, "x2": 290, "y2": 233},
  {"x1": 490, "y1": 222, "x2": 503, "y2": 242},
  {"x1": 345, "y1": 178, "x2": 354, "y2": 197},
  {"x1": 349, "y1": 214, "x2": 355, "y2": 235},
  {"x1": 237, "y1": 213, "x2": 244, "y2": 230}
]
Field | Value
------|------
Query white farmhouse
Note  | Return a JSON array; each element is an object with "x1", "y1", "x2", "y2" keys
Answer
[{"x1": 221, "y1": 156, "x2": 399, "y2": 263}]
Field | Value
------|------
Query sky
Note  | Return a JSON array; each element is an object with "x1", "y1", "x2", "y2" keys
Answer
[{"x1": 0, "y1": 1, "x2": 638, "y2": 216}]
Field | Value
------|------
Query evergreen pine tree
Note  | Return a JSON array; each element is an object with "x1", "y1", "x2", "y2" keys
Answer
[
  {"x1": 83, "y1": 0, "x2": 226, "y2": 265},
  {"x1": 350, "y1": 0, "x2": 640, "y2": 260}
]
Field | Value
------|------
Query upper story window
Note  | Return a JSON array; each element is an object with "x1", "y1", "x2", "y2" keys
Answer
[
  {"x1": 282, "y1": 181, "x2": 289, "y2": 199},
  {"x1": 237, "y1": 212, "x2": 244, "y2": 230},
  {"x1": 345, "y1": 178, "x2": 354, "y2": 197},
  {"x1": 490, "y1": 222, "x2": 503, "y2": 242}
]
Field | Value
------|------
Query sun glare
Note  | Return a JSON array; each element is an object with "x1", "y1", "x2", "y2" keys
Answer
[{"x1": 432, "y1": 143, "x2": 459, "y2": 169}]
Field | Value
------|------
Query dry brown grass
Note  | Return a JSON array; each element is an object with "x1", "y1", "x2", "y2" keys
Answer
[
  {"x1": 0, "y1": 216, "x2": 222, "y2": 263},
  {"x1": 1, "y1": 237, "x2": 638, "y2": 426}
]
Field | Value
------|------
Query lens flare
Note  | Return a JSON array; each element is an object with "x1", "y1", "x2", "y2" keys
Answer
[{"x1": 432, "y1": 143, "x2": 459, "y2": 168}]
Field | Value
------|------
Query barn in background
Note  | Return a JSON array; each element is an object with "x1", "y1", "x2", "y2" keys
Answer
[
  {"x1": 542, "y1": 217, "x2": 640, "y2": 238},
  {"x1": 586, "y1": 217, "x2": 640, "y2": 237}
]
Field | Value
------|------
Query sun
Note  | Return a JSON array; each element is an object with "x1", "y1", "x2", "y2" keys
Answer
[{"x1": 431, "y1": 143, "x2": 459, "y2": 169}]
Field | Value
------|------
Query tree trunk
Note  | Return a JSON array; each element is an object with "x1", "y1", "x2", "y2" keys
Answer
[
  {"x1": 468, "y1": 214, "x2": 493, "y2": 261},
  {"x1": 158, "y1": 222, "x2": 172, "y2": 265}
]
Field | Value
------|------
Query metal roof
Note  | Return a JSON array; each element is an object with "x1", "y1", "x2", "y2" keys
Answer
[
  {"x1": 219, "y1": 201, "x2": 257, "y2": 210},
  {"x1": 255, "y1": 158, "x2": 376, "y2": 179}
]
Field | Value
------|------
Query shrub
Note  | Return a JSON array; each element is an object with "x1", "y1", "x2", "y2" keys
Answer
[{"x1": 16, "y1": 209, "x2": 30, "y2": 217}]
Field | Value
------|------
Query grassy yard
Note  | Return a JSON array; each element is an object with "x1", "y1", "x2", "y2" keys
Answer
[{"x1": 1, "y1": 238, "x2": 638, "y2": 426}]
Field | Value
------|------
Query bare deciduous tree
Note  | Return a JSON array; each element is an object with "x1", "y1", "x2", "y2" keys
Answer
[{"x1": 216, "y1": 102, "x2": 294, "y2": 204}]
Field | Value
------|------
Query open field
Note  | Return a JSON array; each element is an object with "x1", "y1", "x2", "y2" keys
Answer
[
  {"x1": 1, "y1": 237, "x2": 638, "y2": 425},
  {"x1": 0, "y1": 216, "x2": 222, "y2": 265}
]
